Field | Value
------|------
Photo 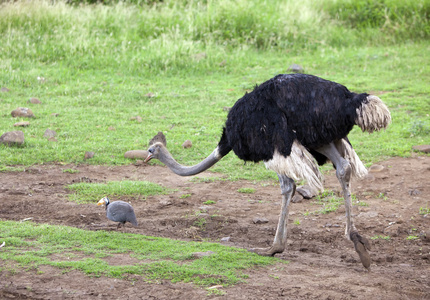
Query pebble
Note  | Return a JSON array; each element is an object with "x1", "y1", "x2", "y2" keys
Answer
[
  {"x1": 296, "y1": 185, "x2": 317, "y2": 199},
  {"x1": 14, "y1": 121, "x2": 30, "y2": 127},
  {"x1": 0, "y1": 131, "x2": 25, "y2": 146},
  {"x1": 412, "y1": 145, "x2": 430, "y2": 153},
  {"x1": 220, "y1": 237, "x2": 231, "y2": 242},
  {"x1": 369, "y1": 164, "x2": 385, "y2": 173},
  {"x1": 192, "y1": 251, "x2": 215, "y2": 258},
  {"x1": 182, "y1": 140, "x2": 192, "y2": 148},
  {"x1": 292, "y1": 194, "x2": 303, "y2": 203},
  {"x1": 28, "y1": 97, "x2": 41, "y2": 104},
  {"x1": 124, "y1": 150, "x2": 149, "y2": 159},
  {"x1": 11, "y1": 107, "x2": 35, "y2": 118},
  {"x1": 287, "y1": 64, "x2": 304, "y2": 73},
  {"x1": 43, "y1": 129, "x2": 57, "y2": 138},
  {"x1": 253, "y1": 217, "x2": 269, "y2": 224},
  {"x1": 84, "y1": 151, "x2": 95, "y2": 159},
  {"x1": 1, "y1": 87, "x2": 10, "y2": 92}
]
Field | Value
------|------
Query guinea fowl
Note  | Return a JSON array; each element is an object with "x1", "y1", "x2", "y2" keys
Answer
[
  {"x1": 97, "y1": 197, "x2": 138, "y2": 229},
  {"x1": 144, "y1": 73, "x2": 391, "y2": 270}
]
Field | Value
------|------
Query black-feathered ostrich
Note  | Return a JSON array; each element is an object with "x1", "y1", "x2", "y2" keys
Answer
[{"x1": 145, "y1": 73, "x2": 391, "y2": 270}]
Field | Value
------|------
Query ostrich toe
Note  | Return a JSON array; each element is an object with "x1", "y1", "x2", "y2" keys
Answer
[
  {"x1": 350, "y1": 231, "x2": 371, "y2": 271},
  {"x1": 249, "y1": 246, "x2": 284, "y2": 257}
]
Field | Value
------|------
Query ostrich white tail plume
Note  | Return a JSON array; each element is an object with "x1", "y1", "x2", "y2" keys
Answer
[
  {"x1": 355, "y1": 95, "x2": 391, "y2": 133},
  {"x1": 265, "y1": 140, "x2": 324, "y2": 193},
  {"x1": 336, "y1": 139, "x2": 368, "y2": 179}
]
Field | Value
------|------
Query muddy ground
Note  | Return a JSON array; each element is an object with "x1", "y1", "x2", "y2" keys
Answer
[{"x1": 0, "y1": 155, "x2": 429, "y2": 299}]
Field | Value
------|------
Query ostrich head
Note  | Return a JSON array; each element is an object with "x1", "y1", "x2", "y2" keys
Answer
[{"x1": 144, "y1": 142, "x2": 166, "y2": 163}]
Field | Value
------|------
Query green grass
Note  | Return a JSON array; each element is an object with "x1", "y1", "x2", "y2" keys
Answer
[
  {"x1": 0, "y1": 220, "x2": 278, "y2": 286},
  {"x1": 237, "y1": 188, "x2": 256, "y2": 194},
  {"x1": 0, "y1": 0, "x2": 429, "y2": 288},
  {"x1": 67, "y1": 180, "x2": 170, "y2": 203}
]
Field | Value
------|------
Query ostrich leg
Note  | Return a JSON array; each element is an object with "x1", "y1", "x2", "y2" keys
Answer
[
  {"x1": 316, "y1": 142, "x2": 371, "y2": 270},
  {"x1": 251, "y1": 175, "x2": 295, "y2": 256}
]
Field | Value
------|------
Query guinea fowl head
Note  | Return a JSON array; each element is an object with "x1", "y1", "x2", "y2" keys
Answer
[
  {"x1": 144, "y1": 142, "x2": 165, "y2": 163},
  {"x1": 97, "y1": 197, "x2": 110, "y2": 207}
]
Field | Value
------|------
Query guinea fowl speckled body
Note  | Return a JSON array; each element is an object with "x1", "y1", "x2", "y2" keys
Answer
[{"x1": 97, "y1": 197, "x2": 138, "y2": 229}]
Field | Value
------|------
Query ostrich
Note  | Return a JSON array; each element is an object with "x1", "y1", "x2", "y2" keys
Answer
[{"x1": 144, "y1": 73, "x2": 391, "y2": 270}]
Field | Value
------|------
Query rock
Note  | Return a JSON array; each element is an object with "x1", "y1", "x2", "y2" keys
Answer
[
  {"x1": 130, "y1": 116, "x2": 143, "y2": 123},
  {"x1": 51, "y1": 113, "x2": 59, "y2": 117},
  {"x1": 296, "y1": 185, "x2": 317, "y2": 199},
  {"x1": 11, "y1": 107, "x2": 35, "y2": 118},
  {"x1": 191, "y1": 251, "x2": 215, "y2": 258},
  {"x1": 84, "y1": 151, "x2": 95, "y2": 160},
  {"x1": 149, "y1": 131, "x2": 166, "y2": 147},
  {"x1": 0, "y1": 131, "x2": 24, "y2": 146},
  {"x1": 358, "y1": 211, "x2": 379, "y2": 218},
  {"x1": 412, "y1": 145, "x2": 430, "y2": 153},
  {"x1": 253, "y1": 217, "x2": 269, "y2": 224},
  {"x1": 43, "y1": 129, "x2": 57, "y2": 139},
  {"x1": 144, "y1": 92, "x2": 155, "y2": 98},
  {"x1": 124, "y1": 150, "x2": 149, "y2": 159},
  {"x1": 182, "y1": 140, "x2": 192, "y2": 148},
  {"x1": 1, "y1": 87, "x2": 10, "y2": 92},
  {"x1": 14, "y1": 121, "x2": 30, "y2": 127},
  {"x1": 408, "y1": 189, "x2": 421, "y2": 196},
  {"x1": 28, "y1": 97, "x2": 41, "y2": 104},
  {"x1": 369, "y1": 164, "x2": 385, "y2": 173},
  {"x1": 383, "y1": 224, "x2": 406, "y2": 237},
  {"x1": 292, "y1": 194, "x2": 303, "y2": 203},
  {"x1": 220, "y1": 237, "x2": 231, "y2": 242},
  {"x1": 287, "y1": 64, "x2": 304, "y2": 73}
]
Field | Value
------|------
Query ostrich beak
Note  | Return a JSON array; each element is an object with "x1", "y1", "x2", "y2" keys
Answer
[{"x1": 144, "y1": 153, "x2": 153, "y2": 163}]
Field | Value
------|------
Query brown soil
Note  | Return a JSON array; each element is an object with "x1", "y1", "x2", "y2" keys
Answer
[{"x1": 0, "y1": 155, "x2": 429, "y2": 299}]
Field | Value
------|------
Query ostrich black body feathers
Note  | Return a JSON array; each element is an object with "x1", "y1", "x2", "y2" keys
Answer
[{"x1": 219, "y1": 74, "x2": 369, "y2": 164}]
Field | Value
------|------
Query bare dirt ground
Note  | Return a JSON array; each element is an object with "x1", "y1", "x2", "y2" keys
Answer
[{"x1": 0, "y1": 155, "x2": 429, "y2": 299}]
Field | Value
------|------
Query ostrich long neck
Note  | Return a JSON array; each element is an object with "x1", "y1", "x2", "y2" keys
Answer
[{"x1": 158, "y1": 146, "x2": 222, "y2": 176}]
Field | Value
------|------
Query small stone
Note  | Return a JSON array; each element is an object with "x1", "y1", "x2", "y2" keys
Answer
[
  {"x1": 149, "y1": 132, "x2": 166, "y2": 147},
  {"x1": 108, "y1": 126, "x2": 116, "y2": 131},
  {"x1": 223, "y1": 106, "x2": 231, "y2": 112},
  {"x1": 253, "y1": 217, "x2": 269, "y2": 224},
  {"x1": 14, "y1": 121, "x2": 30, "y2": 127},
  {"x1": 192, "y1": 251, "x2": 215, "y2": 258},
  {"x1": 296, "y1": 185, "x2": 317, "y2": 199},
  {"x1": 11, "y1": 107, "x2": 35, "y2": 118},
  {"x1": 287, "y1": 64, "x2": 304, "y2": 73},
  {"x1": 124, "y1": 150, "x2": 149, "y2": 159},
  {"x1": 134, "y1": 160, "x2": 144, "y2": 166},
  {"x1": 1, "y1": 87, "x2": 10, "y2": 92},
  {"x1": 408, "y1": 189, "x2": 421, "y2": 196},
  {"x1": 292, "y1": 194, "x2": 303, "y2": 203},
  {"x1": 369, "y1": 164, "x2": 385, "y2": 173},
  {"x1": 145, "y1": 92, "x2": 155, "y2": 98},
  {"x1": 51, "y1": 113, "x2": 59, "y2": 117},
  {"x1": 159, "y1": 200, "x2": 172, "y2": 207},
  {"x1": 412, "y1": 145, "x2": 430, "y2": 153},
  {"x1": 182, "y1": 140, "x2": 192, "y2": 148},
  {"x1": 28, "y1": 97, "x2": 41, "y2": 104},
  {"x1": 84, "y1": 151, "x2": 95, "y2": 160},
  {"x1": 129, "y1": 115, "x2": 143, "y2": 123},
  {"x1": 220, "y1": 237, "x2": 231, "y2": 242},
  {"x1": 0, "y1": 131, "x2": 25, "y2": 146},
  {"x1": 43, "y1": 129, "x2": 57, "y2": 138}
]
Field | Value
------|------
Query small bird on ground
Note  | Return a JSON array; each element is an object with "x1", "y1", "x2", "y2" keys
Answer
[{"x1": 97, "y1": 197, "x2": 138, "y2": 229}]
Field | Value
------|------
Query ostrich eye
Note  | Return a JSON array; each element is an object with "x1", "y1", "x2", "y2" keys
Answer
[{"x1": 149, "y1": 148, "x2": 153, "y2": 154}]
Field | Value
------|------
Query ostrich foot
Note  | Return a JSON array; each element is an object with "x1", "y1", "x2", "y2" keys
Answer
[
  {"x1": 249, "y1": 246, "x2": 284, "y2": 257},
  {"x1": 350, "y1": 231, "x2": 371, "y2": 271}
]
